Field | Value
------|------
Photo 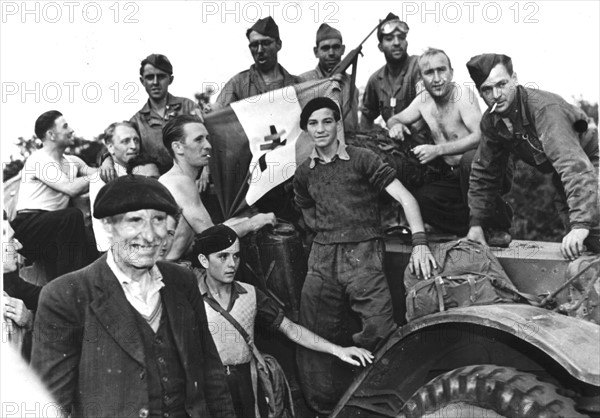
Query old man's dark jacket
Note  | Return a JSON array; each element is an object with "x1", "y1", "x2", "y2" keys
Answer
[{"x1": 31, "y1": 254, "x2": 235, "y2": 418}]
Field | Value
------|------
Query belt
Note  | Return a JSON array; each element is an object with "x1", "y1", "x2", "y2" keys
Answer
[
  {"x1": 224, "y1": 362, "x2": 250, "y2": 375},
  {"x1": 16, "y1": 209, "x2": 47, "y2": 215}
]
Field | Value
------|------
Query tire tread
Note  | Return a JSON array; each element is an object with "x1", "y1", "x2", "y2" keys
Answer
[{"x1": 403, "y1": 364, "x2": 585, "y2": 418}]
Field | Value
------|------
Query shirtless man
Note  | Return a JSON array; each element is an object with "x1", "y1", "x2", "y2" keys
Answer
[
  {"x1": 158, "y1": 115, "x2": 275, "y2": 262},
  {"x1": 387, "y1": 48, "x2": 511, "y2": 239}
]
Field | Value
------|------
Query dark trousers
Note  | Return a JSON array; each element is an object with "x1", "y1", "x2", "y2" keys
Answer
[
  {"x1": 224, "y1": 362, "x2": 267, "y2": 418},
  {"x1": 10, "y1": 208, "x2": 90, "y2": 281},
  {"x1": 410, "y1": 150, "x2": 512, "y2": 235},
  {"x1": 297, "y1": 239, "x2": 397, "y2": 415}
]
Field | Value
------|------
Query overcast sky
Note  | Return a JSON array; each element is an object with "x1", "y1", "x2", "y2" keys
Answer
[{"x1": 1, "y1": 0, "x2": 599, "y2": 161}]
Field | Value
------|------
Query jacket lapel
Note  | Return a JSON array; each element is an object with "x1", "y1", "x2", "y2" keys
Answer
[
  {"x1": 90, "y1": 257, "x2": 145, "y2": 366},
  {"x1": 161, "y1": 283, "x2": 193, "y2": 369}
]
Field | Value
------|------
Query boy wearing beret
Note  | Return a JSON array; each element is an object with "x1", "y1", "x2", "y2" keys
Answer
[
  {"x1": 293, "y1": 97, "x2": 436, "y2": 414},
  {"x1": 193, "y1": 224, "x2": 373, "y2": 418},
  {"x1": 466, "y1": 53, "x2": 599, "y2": 259}
]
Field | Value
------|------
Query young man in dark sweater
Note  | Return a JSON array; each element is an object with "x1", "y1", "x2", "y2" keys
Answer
[{"x1": 293, "y1": 97, "x2": 436, "y2": 415}]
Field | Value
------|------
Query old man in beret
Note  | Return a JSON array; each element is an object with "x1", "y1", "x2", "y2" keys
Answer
[
  {"x1": 214, "y1": 16, "x2": 301, "y2": 108},
  {"x1": 465, "y1": 53, "x2": 599, "y2": 260},
  {"x1": 31, "y1": 175, "x2": 236, "y2": 418}
]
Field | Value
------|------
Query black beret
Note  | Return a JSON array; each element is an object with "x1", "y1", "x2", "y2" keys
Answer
[
  {"x1": 93, "y1": 175, "x2": 179, "y2": 219},
  {"x1": 299, "y1": 97, "x2": 341, "y2": 130},
  {"x1": 246, "y1": 16, "x2": 279, "y2": 40},
  {"x1": 192, "y1": 224, "x2": 238, "y2": 260},
  {"x1": 140, "y1": 53, "x2": 173, "y2": 76},
  {"x1": 466, "y1": 53, "x2": 512, "y2": 90}
]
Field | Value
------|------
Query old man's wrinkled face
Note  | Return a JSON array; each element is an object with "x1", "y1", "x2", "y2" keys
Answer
[{"x1": 104, "y1": 209, "x2": 168, "y2": 270}]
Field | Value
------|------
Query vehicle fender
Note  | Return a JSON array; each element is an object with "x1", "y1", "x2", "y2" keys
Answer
[
  {"x1": 398, "y1": 304, "x2": 599, "y2": 385},
  {"x1": 331, "y1": 304, "x2": 599, "y2": 418}
]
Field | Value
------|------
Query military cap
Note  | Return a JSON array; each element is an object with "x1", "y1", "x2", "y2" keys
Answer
[
  {"x1": 139, "y1": 53, "x2": 173, "y2": 76},
  {"x1": 377, "y1": 12, "x2": 409, "y2": 41},
  {"x1": 316, "y1": 23, "x2": 342, "y2": 45},
  {"x1": 192, "y1": 224, "x2": 238, "y2": 258},
  {"x1": 466, "y1": 53, "x2": 512, "y2": 90},
  {"x1": 93, "y1": 175, "x2": 179, "y2": 219},
  {"x1": 246, "y1": 16, "x2": 280, "y2": 40},
  {"x1": 300, "y1": 97, "x2": 341, "y2": 130}
]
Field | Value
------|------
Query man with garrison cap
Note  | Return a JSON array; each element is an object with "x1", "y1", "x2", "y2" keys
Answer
[
  {"x1": 193, "y1": 224, "x2": 372, "y2": 418},
  {"x1": 31, "y1": 175, "x2": 236, "y2": 418},
  {"x1": 466, "y1": 53, "x2": 599, "y2": 259},
  {"x1": 100, "y1": 54, "x2": 202, "y2": 178},
  {"x1": 213, "y1": 16, "x2": 301, "y2": 108},
  {"x1": 361, "y1": 13, "x2": 422, "y2": 129},
  {"x1": 299, "y1": 23, "x2": 359, "y2": 133}
]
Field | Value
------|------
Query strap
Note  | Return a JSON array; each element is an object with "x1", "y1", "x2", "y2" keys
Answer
[
  {"x1": 434, "y1": 276, "x2": 446, "y2": 312},
  {"x1": 203, "y1": 297, "x2": 267, "y2": 365},
  {"x1": 467, "y1": 276, "x2": 477, "y2": 303},
  {"x1": 407, "y1": 289, "x2": 416, "y2": 319}
]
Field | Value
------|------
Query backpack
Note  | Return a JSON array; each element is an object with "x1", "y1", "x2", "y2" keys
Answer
[
  {"x1": 558, "y1": 254, "x2": 600, "y2": 325},
  {"x1": 404, "y1": 240, "x2": 523, "y2": 322}
]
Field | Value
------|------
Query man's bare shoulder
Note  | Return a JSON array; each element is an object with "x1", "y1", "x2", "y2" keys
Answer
[{"x1": 159, "y1": 168, "x2": 195, "y2": 196}]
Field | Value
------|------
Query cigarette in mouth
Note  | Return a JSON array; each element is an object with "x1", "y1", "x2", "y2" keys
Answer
[{"x1": 490, "y1": 103, "x2": 498, "y2": 113}]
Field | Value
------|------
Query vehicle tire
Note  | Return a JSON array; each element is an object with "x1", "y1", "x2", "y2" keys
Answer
[{"x1": 403, "y1": 364, "x2": 585, "y2": 418}]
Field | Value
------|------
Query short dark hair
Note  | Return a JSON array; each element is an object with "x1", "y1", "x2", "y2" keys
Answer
[
  {"x1": 34, "y1": 110, "x2": 62, "y2": 140},
  {"x1": 99, "y1": 121, "x2": 140, "y2": 145},
  {"x1": 162, "y1": 115, "x2": 204, "y2": 158},
  {"x1": 418, "y1": 48, "x2": 453, "y2": 72},
  {"x1": 126, "y1": 153, "x2": 160, "y2": 175}
]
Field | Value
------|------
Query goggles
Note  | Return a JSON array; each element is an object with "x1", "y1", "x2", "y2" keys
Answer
[{"x1": 379, "y1": 19, "x2": 409, "y2": 37}]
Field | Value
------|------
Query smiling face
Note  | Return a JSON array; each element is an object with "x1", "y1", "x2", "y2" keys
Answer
[
  {"x1": 314, "y1": 38, "x2": 345, "y2": 74},
  {"x1": 200, "y1": 239, "x2": 241, "y2": 286},
  {"x1": 248, "y1": 31, "x2": 281, "y2": 73},
  {"x1": 140, "y1": 63, "x2": 173, "y2": 102},
  {"x1": 420, "y1": 52, "x2": 454, "y2": 99},
  {"x1": 104, "y1": 209, "x2": 168, "y2": 273},
  {"x1": 108, "y1": 125, "x2": 140, "y2": 167},
  {"x1": 306, "y1": 107, "x2": 339, "y2": 154},
  {"x1": 479, "y1": 63, "x2": 518, "y2": 116}
]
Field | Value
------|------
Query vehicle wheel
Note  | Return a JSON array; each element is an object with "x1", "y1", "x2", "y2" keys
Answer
[{"x1": 403, "y1": 364, "x2": 585, "y2": 418}]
